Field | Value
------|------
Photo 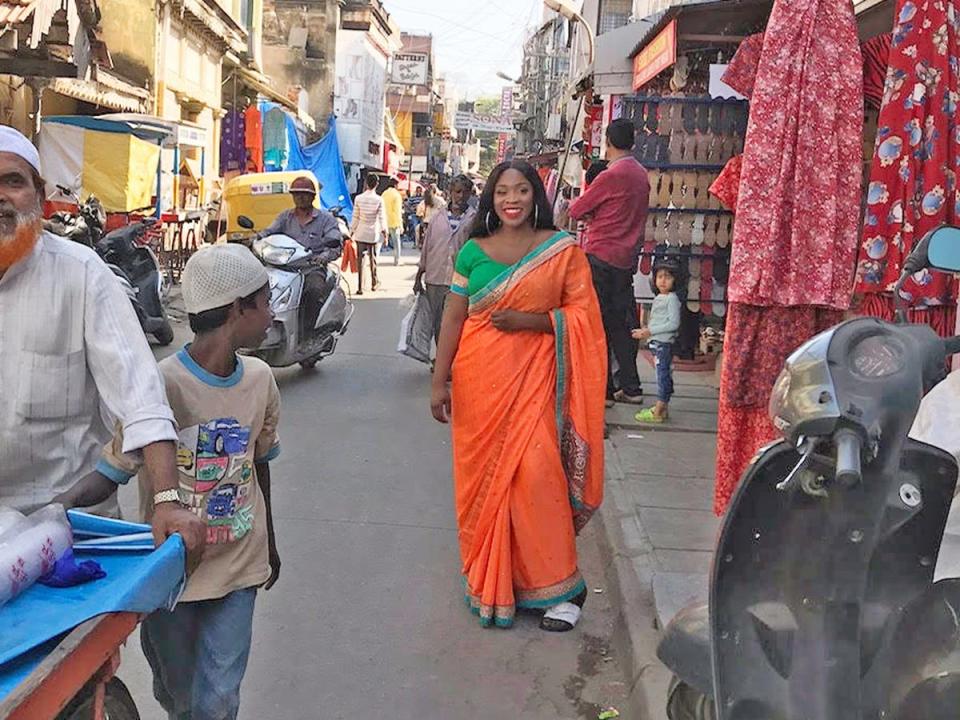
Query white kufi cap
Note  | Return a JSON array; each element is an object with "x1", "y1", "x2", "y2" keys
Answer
[
  {"x1": 182, "y1": 244, "x2": 269, "y2": 315},
  {"x1": 0, "y1": 125, "x2": 41, "y2": 174}
]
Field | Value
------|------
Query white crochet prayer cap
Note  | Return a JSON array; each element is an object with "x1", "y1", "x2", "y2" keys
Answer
[
  {"x1": 0, "y1": 125, "x2": 41, "y2": 174},
  {"x1": 182, "y1": 244, "x2": 269, "y2": 314}
]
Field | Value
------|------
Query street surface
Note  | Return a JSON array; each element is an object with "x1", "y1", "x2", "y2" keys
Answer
[{"x1": 117, "y1": 252, "x2": 629, "y2": 720}]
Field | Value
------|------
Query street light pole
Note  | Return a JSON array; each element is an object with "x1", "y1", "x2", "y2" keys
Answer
[{"x1": 543, "y1": 0, "x2": 596, "y2": 204}]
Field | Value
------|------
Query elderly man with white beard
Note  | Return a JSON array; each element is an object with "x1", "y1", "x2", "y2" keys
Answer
[{"x1": 0, "y1": 125, "x2": 205, "y2": 558}]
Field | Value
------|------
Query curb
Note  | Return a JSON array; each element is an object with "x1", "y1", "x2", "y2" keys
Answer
[{"x1": 595, "y1": 439, "x2": 674, "y2": 720}]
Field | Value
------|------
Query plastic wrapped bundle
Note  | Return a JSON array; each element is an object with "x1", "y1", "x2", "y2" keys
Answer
[{"x1": 0, "y1": 505, "x2": 72, "y2": 608}]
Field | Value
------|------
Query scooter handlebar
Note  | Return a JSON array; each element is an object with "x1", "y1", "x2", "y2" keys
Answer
[{"x1": 835, "y1": 428, "x2": 862, "y2": 486}]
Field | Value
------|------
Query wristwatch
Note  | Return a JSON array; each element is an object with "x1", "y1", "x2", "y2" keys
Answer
[{"x1": 154, "y1": 489, "x2": 187, "y2": 507}]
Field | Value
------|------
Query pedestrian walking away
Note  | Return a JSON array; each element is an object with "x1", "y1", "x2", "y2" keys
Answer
[
  {"x1": 351, "y1": 173, "x2": 387, "y2": 294},
  {"x1": 633, "y1": 257, "x2": 682, "y2": 423},
  {"x1": 416, "y1": 185, "x2": 445, "y2": 249},
  {"x1": 57, "y1": 244, "x2": 283, "y2": 720},
  {"x1": 414, "y1": 174, "x2": 477, "y2": 353},
  {"x1": 431, "y1": 160, "x2": 607, "y2": 632},
  {"x1": 0, "y1": 125, "x2": 205, "y2": 556},
  {"x1": 569, "y1": 119, "x2": 650, "y2": 407},
  {"x1": 382, "y1": 177, "x2": 404, "y2": 267}
]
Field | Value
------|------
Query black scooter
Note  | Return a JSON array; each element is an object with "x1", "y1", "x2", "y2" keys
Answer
[
  {"x1": 95, "y1": 220, "x2": 175, "y2": 346},
  {"x1": 658, "y1": 226, "x2": 960, "y2": 720}
]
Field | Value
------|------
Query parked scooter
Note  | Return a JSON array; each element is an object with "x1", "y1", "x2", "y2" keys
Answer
[
  {"x1": 95, "y1": 220, "x2": 175, "y2": 346},
  {"x1": 43, "y1": 186, "x2": 106, "y2": 247},
  {"x1": 236, "y1": 214, "x2": 353, "y2": 369},
  {"x1": 657, "y1": 226, "x2": 960, "y2": 720}
]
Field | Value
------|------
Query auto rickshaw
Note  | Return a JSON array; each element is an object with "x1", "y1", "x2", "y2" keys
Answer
[{"x1": 220, "y1": 171, "x2": 321, "y2": 243}]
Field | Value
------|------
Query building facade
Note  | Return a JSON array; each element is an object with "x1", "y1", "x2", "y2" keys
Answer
[
  {"x1": 261, "y1": 0, "x2": 342, "y2": 135},
  {"x1": 334, "y1": 0, "x2": 400, "y2": 177}
]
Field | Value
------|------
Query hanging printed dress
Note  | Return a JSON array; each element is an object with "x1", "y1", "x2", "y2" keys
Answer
[{"x1": 855, "y1": 0, "x2": 960, "y2": 310}]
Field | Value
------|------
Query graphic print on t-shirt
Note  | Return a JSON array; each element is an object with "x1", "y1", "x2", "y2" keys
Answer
[{"x1": 175, "y1": 417, "x2": 256, "y2": 545}]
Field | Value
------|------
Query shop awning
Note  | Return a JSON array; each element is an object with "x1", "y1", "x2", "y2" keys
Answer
[
  {"x1": 49, "y1": 72, "x2": 150, "y2": 113},
  {"x1": 228, "y1": 66, "x2": 316, "y2": 133},
  {"x1": 629, "y1": 0, "x2": 773, "y2": 60}
]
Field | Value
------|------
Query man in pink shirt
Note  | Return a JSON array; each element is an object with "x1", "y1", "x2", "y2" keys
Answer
[{"x1": 569, "y1": 118, "x2": 650, "y2": 404}]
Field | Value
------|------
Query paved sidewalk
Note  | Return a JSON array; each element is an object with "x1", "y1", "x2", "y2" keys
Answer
[{"x1": 596, "y1": 366, "x2": 719, "y2": 719}]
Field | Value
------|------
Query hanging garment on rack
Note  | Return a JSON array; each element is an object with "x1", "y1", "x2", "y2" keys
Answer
[
  {"x1": 861, "y1": 33, "x2": 892, "y2": 110},
  {"x1": 727, "y1": 0, "x2": 862, "y2": 310},
  {"x1": 263, "y1": 107, "x2": 287, "y2": 169},
  {"x1": 722, "y1": 33, "x2": 765, "y2": 100},
  {"x1": 709, "y1": 155, "x2": 743, "y2": 212},
  {"x1": 220, "y1": 109, "x2": 246, "y2": 174},
  {"x1": 854, "y1": 0, "x2": 960, "y2": 308},
  {"x1": 244, "y1": 105, "x2": 264, "y2": 173}
]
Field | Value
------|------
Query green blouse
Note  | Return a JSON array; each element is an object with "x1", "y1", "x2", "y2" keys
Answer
[{"x1": 450, "y1": 239, "x2": 510, "y2": 298}]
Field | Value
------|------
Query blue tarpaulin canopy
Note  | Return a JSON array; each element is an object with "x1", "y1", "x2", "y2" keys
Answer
[{"x1": 260, "y1": 104, "x2": 354, "y2": 223}]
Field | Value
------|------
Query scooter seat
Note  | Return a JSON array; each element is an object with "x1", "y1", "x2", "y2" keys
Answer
[{"x1": 657, "y1": 601, "x2": 712, "y2": 696}]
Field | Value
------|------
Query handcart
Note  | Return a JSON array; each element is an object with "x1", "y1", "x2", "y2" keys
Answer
[{"x1": 0, "y1": 512, "x2": 186, "y2": 720}]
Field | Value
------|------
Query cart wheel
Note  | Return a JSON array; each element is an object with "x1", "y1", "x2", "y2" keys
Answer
[
  {"x1": 300, "y1": 357, "x2": 320, "y2": 370},
  {"x1": 58, "y1": 677, "x2": 140, "y2": 720}
]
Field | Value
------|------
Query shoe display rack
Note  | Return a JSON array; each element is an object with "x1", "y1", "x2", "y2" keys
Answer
[{"x1": 621, "y1": 95, "x2": 750, "y2": 358}]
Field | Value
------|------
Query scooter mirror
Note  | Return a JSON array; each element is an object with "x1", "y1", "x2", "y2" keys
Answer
[
  {"x1": 927, "y1": 226, "x2": 960, "y2": 272},
  {"x1": 237, "y1": 215, "x2": 255, "y2": 230}
]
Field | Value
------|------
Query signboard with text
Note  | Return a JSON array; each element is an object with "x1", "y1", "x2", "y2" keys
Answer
[
  {"x1": 454, "y1": 112, "x2": 515, "y2": 134},
  {"x1": 632, "y1": 20, "x2": 677, "y2": 91},
  {"x1": 391, "y1": 53, "x2": 429, "y2": 85}
]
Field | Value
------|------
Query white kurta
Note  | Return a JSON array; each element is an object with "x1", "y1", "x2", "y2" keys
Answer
[{"x1": 0, "y1": 232, "x2": 176, "y2": 512}]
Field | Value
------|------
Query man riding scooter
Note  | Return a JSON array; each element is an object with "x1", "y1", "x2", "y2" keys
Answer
[{"x1": 258, "y1": 176, "x2": 342, "y2": 338}]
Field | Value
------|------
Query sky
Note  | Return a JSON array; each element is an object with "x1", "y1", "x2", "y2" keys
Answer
[{"x1": 382, "y1": 0, "x2": 545, "y2": 100}]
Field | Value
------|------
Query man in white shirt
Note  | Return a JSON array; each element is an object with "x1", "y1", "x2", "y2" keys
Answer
[
  {"x1": 0, "y1": 125, "x2": 204, "y2": 555},
  {"x1": 349, "y1": 173, "x2": 387, "y2": 294}
]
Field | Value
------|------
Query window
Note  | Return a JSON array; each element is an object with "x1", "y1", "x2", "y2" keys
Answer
[{"x1": 598, "y1": 0, "x2": 631, "y2": 34}]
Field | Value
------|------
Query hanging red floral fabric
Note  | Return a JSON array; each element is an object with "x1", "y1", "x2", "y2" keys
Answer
[
  {"x1": 713, "y1": 0, "x2": 863, "y2": 515},
  {"x1": 727, "y1": 0, "x2": 862, "y2": 310},
  {"x1": 855, "y1": 0, "x2": 960, "y2": 307}
]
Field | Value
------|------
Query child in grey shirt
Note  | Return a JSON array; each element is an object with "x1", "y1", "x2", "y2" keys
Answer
[{"x1": 632, "y1": 259, "x2": 682, "y2": 423}]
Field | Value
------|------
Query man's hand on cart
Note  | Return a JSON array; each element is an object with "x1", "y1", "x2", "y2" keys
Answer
[
  {"x1": 152, "y1": 503, "x2": 205, "y2": 570},
  {"x1": 143, "y1": 442, "x2": 206, "y2": 566}
]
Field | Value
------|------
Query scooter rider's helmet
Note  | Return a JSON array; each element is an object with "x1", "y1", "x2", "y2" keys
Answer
[{"x1": 290, "y1": 176, "x2": 319, "y2": 195}]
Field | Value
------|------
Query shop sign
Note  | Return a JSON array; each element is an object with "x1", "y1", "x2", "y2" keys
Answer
[
  {"x1": 391, "y1": 53, "x2": 429, "y2": 85},
  {"x1": 632, "y1": 19, "x2": 677, "y2": 91},
  {"x1": 454, "y1": 112, "x2": 515, "y2": 134}
]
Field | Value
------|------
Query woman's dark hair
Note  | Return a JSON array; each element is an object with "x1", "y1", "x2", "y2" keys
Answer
[
  {"x1": 365, "y1": 174, "x2": 379, "y2": 190},
  {"x1": 469, "y1": 160, "x2": 556, "y2": 238},
  {"x1": 423, "y1": 186, "x2": 436, "y2": 207},
  {"x1": 188, "y1": 283, "x2": 268, "y2": 334}
]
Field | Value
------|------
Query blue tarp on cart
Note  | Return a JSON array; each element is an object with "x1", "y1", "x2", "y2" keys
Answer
[{"x1": 0, "y1": 511, "x2": 185, "y2": 701}]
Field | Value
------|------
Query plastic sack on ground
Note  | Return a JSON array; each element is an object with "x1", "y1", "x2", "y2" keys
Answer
[
  {"x1": 0, "y1": 505, "x2": 73, "y2": 608},
  {"x1": 397, "y1": 293, "x2": 433, "y2": 365}
]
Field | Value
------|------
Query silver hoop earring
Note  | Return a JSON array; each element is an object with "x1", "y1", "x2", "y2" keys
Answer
[
  {"x1": 533, "y1": 205, "x2": 540, "y2": 228},
  {"x1": 485, "y1": 211, "x2": 494, "y2": 235}
]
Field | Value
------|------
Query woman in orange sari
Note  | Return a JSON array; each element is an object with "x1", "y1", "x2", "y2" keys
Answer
[{"x1": 431, "y1": 160, "x2": 607, "y2": 631}]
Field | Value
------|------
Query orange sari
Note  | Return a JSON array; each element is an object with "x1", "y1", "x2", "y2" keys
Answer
[{"x1": 451, "y1": 231, "x2": 607, "y2": 627}]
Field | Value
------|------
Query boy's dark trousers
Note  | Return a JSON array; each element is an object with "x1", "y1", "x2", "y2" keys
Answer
[
  {"x1": 649, "y1": 340, "x2": 674, "y2": 403},
  {"x1": 587, "y1": 254, "x2": 643, "y2": 398}
]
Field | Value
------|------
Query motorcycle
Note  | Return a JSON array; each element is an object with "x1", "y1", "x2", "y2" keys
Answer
[
  {"x1": 95, "y1": 219, "x2": 175, "y2": 346},
  {"x1": 236, "y1": 214, "x2": 353, "y2": 369},
  {"x1": 657, "y1": 226, "x2": 960, "y2": 720},
  {"x1": 43, "y1": 186, "x2": 106, "y2": 248}
]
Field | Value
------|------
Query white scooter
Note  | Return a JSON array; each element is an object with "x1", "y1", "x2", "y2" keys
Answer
[{"x1": 237, "y1": 215, "x2": 353, "y2": 369}]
